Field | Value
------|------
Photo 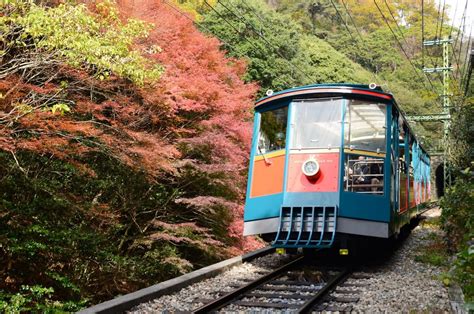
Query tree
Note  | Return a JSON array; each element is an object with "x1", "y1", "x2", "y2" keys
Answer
[{"x1": 0, "y1": 0, "x2": 260, "y2": 310}]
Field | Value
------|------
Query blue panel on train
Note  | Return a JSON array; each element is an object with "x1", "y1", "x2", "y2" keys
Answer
[
  {"x1": 339, "y1": 191, "x2": 390, "y2": 222},
  {"x1": 283, "y1": 192, "x2": 339, "y2": 207},
  {"x1": 244, "y1": 193, "x2": 283, "y2": 221}
]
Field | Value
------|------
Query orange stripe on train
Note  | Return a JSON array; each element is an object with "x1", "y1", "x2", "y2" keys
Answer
[{"x1": 250, "y1": 155, "x2": 285, "y2": 197}]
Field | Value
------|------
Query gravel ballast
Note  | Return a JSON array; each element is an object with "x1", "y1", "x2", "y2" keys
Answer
[
  {"x1": 130, "y1": 207, "x2": 452, "y2": 313},
  {"x1": 129, "y1": 253, "x2": 293, "y2": 313},
  {"x1": 349, "y1": 208, "x2": 451, "y2": 312}
]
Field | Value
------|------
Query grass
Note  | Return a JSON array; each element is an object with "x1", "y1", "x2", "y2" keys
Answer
[{"x1": 414, "y1": 218, "x2": 450, "y2": 268}]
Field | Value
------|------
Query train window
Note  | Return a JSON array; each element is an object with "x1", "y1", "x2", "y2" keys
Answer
[
  {"x1": 290, "y1": 98, "x2": 342, "y2": 149},
  {"x1": 344, "y1": 100, "x2": 386, "y2": 153},
  {"x1": 344, "y1": 154, "x2": 384, "y2": 195},
  {"x1": 257, "y1": 106, "x2": 288, "y2": 154}
]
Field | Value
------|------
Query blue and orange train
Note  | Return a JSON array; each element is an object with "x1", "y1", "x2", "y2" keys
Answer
[{"x1": 243, "y1": 83, "x2": 431, "y2": 251}]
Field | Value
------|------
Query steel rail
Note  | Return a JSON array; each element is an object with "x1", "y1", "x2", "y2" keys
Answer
[
  {"x1": 297, "y1": 267, "x2": 352, "y2": 314},
  {"x1": 192, "y1": 255, "x2": 304, "y2": 313}
]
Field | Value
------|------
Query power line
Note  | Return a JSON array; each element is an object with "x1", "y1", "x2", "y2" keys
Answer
[
  {"x1": 162, "y1": 0, "x2": 292, "y2": 87},
  {"x1": 463, "y1": 49, "x2": 473, "y2": 96},
  {"x1": 435, "y1": 0, "x2": 442, "y2": 39},
  {"x1": 213, "y1": 0, "x2": 314, "y2": 82},
  {"x1": 203, "y1": 0, "x2": 298, "y2": 87},
  {"x1": 449, "y1": 0, "x2": 459, "y2": 38},
  {"x1": 162, "y1": 0, "x2": 263, "y2": 66},
  {"x1": 452, "y1": 0, "x2": 469, "y2": 79},
  {"x1": 418, "y1": 0, "x2": 452, "y2": 86},
  {"x1": 239, "y1": 0, "x2": 266, "y2": 27},
  {"x1": 202, "y1": 0, "x2": 262, "y2": 53},
  {"x1": 422, "y1": 0, "x2": 425, "y2": 67},
  {"x1": 438, "y1": 0, "x2": 446, "y2": 39},
  {"x1": 460, "y1": 26, "x2": 473, "y2": 88},
  {"x1": 328, "y1": 0, "x2": 356, "y2": 41},
  {"x1": 162, "y1": 0, "x2": 237, "y2": 54},
  {"x1": 340, "y1": 0, "x2": 364, "y2": 41},
  {"x1": 338, "y1": 0, "x2": 381, "y2": 84},
  {"x1": 446, "y1": 0, "x2": 461, "y2": 88},
  {"x1": 374, "y1": 0, "x2": 430, "y2": 90},
  {"x1": 452, "y1": 0, "x2": 467, "y2": 50},
  {"x1": 383, "y1": 0, "x2": 440, "y2": 87},
  {"x1": 456, "y1": 13, "x2": 467, "y2": 80}
]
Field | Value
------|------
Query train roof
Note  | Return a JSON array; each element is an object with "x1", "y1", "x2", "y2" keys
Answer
[
  {"x1": 255, "y1": 83, "x2": 393, "y2": 107},
  {"x1": 254, "y1": 83, "x2": 430, "y2": 158}
]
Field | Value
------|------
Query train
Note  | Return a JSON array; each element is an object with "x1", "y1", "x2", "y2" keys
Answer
[{"x1": 243, "y1": 83, "x2": 431, "y2": 253}]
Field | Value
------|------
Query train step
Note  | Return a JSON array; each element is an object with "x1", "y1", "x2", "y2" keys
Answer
[{"x1": 273, "y1": 206, "x2": 338, "y2": 248}]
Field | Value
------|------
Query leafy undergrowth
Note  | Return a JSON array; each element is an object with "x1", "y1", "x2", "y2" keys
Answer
[
  {"x1": 414, "y1": 222, "x2": 450, "y2": 268},
  {"x1": 0, "y1": 150, "x2": 231, "y2": 311},
  {"x1": 0, "y1": 0, "x2": 262, "y2": 311},
  {"x1": 440, "y1": 167, "x2": 474, "y2": 304}
]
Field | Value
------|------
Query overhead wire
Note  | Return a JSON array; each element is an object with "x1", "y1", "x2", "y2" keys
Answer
[
  {"x1": 383, "y1": 0, "x2": 438, "y2": 88},
  {"x1": 445, "y1": 0, "x2": 461, "y2": 89},
  {"x1": 422, "y1": 0, "x2": 425, "y2": 67},
  {"x1": 435, "y1": 0, "x2": 442, "y2": 39},
  {"x1": 463, "y1": 49, "x2": 473, "y2": 96},
  {"x1": 453, "y1": 0, "x2": 468, "y2": 47},
  {"x1": 339, "y1": 0, "x2": 364, "y2": 41},
  {"x1": 452, "y1": 0, "x2": 469, "y2": 79},
  {"x1": 328, "y1": 0, "x2": 356, "y2": 41},
  {"x1": 212, "y1": 0, "x2": 314, "y2": 83},
  {"x1": 162, "y1": 0, "x2": 239, "y2": 55},
  {"x1": 239, "y1": 0, "x2": 266, "y2": 27},
  {"x1": 460, "y1": 25, "x2": 473, "y2": 88},
  {"x1": 337, "y1": 0, "x2": 387, "y2": 85},
  {"x1": 439, "y1": 0, "x2": 447, "y2": 39},
  {"x1": 456, "y1": 14, "x2": 467, "y2": 80},
  {"x1": 162, "y1": 0, "x2": 293, "y2": 87},
  {"x1": 449, "y1": 0, "x2": 459, "y2": 38},
  {"x1": 202, "y1": 0, "x2": 297, "y2": 87},
  {"x1": 374, "y1": 0, "x2": 430, "y2": 90}
]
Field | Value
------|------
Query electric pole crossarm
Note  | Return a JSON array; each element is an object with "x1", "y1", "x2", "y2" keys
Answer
[
  {"x1": 423, "y1": 67, "x2": 453, "y2": 72},
  {"x1": 423, "y1": 39, "x2": 453, "y2": 46},
  {"x1": 407, "y1": 114, "x2": 451, "y2": 122}
]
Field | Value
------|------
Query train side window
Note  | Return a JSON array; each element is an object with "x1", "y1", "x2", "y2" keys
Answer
[
  {"x1": 258, "y1": 106, "x2": 288, "y2": 154},
  {"x1": 344, "y1": 154, "x2": 384, "y2": 195},
  {"x1": 344, "y1": 100, "x2": 386, "y2": 153}
]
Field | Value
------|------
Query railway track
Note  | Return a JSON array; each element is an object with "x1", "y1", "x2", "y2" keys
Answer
[{"x1": 192, "y1": 255, "x2": 361, "y2": 313}]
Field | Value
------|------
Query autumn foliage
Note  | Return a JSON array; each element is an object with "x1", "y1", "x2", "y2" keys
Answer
[{"x1": 0, "y1": 0, "x2": 261, "y2": 310}]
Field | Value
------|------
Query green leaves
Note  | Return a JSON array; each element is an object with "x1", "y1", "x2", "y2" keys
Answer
[
  {"x1": 49, "y1": 103, "x2": 71, "y2": 115},
  {"x1": 3, "y1": 1, "x2": 163, "y2": 85},
  {"x1": 440, "y1": 166, "x2": 474, "y2": 302}
]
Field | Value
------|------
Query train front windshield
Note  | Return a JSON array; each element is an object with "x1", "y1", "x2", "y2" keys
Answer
[
  {"x1": 290, "y1": 98, "x2": 342, "y2": 150},
  {"x1": 256, "y1": 98, "x2": 386, "y2": 153}
]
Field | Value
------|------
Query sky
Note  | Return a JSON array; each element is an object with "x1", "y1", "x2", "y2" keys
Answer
[{"x1": 438, "y1": 0, "x2": 473, "y2": 31}]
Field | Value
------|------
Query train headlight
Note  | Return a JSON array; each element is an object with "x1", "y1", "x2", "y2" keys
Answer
[{"x1": 302, "y1": 159, "x2": 320, "y2": 178}]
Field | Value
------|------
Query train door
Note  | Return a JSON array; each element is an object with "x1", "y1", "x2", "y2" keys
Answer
[
  {"x1": 391, "y1": 109, "x2": 399, "y2": 212},
  {"x1": 340, "y1": 99, "x2": 390, "y2": 222},
  {"x1": 408, "y1": 139, "x2": 416, "y2": 208},
  {"x1": 249, "y1": 106, "x2": 288, "y2": 198},
  {"x1": 399, "y1": 124, "x2": 408, "y2": 212}
]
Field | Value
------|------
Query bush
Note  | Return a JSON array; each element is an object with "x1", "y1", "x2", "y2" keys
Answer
[
  {"x1": 0, "y1": 0, "x2": 163, "y2": 85},
  {"x1": 440, "y1": 167, "x2": 474, "y2": 302}
]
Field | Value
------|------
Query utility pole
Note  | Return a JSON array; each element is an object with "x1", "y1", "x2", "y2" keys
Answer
[{"x1": 407, "y1": 38, "x2": 453, "y2": 192}]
